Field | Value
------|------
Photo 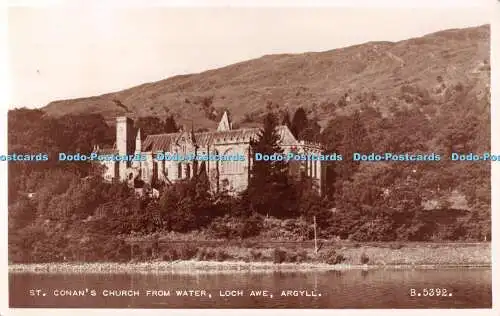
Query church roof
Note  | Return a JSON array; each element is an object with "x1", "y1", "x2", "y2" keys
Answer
[
  {"x1": 143, "y1": 133, "x2": 179, "y2": 152},
  {"x1": 217, "y1": 111, "x2": 232, "y2": 131},
  {"x1": 142, "y1": 125, "x2": 298, "y2": 152}
]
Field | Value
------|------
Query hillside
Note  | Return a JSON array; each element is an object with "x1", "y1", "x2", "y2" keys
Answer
[
  {"x1": 42, "y1": 24, "x2": 490, "y2": 129},
  {"x1": 8, "y1": 25, "x2": 491, "y2": 257}
]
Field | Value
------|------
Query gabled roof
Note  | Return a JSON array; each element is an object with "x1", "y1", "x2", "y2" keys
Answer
[
  {"x1": 198, "y1": 128, "x2": 260, "y2": 145},
  {"x1": 142, "y1": 125, "x2": 299, "y2": 152},
  {"x1": 143, "y1": 133, "x2": 180, "y2": 152},
  {"x1": 217, "y1": 111, "x2": 232, "y2": 131}
]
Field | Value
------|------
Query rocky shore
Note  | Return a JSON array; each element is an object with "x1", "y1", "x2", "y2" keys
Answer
[
  {"x1": 9, "y1": 242, "x2": 491, "y2": 274},
  {"x1": 8, "y1": 260, "x2": 491, "y2": 274}
]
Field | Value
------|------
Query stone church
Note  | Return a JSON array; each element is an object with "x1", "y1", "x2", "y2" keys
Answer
[{"x1": 94, "y1": 112, "x2": 324, "y2": 195}]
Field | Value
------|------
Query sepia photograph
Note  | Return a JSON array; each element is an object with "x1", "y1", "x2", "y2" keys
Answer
[{"x1": 4, "y1": 2, "x2": 494, "y2": 311}]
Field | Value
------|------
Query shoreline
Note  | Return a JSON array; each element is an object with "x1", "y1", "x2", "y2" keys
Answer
[{"x1": 8, "y1": 261, "x2": 492, "y2": 274}]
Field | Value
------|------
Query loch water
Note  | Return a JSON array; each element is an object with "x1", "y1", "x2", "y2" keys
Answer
[{"x1": 9, "y1": 268, "x2": 491, "y2": 308}]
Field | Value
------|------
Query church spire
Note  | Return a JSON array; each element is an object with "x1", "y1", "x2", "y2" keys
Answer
[
  {"x1": 190, "y1": 120, "x2": 196, "y2": 145},
  {"x1": 217, "y1": 111, "x2": 232, "y2": 131},
  {"x1": 135, "y1": 128, "x2": 141, "y2": 152}
]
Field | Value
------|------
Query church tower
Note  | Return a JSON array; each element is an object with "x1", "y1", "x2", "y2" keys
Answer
[
  {"x1": 217, "y1": 111, "x2": 232, "y2": 131},
  {"x1": 116, "y1": 116, "x2": 135, "y2": 180}
]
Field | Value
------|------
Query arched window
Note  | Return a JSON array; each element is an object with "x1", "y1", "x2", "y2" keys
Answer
[
  {"x1": 308, "y1": 157, "x2": 312, "y2": 177},
  {"x1": 177, "y1": 163, "x2": 182, "y2": 179},
  {"x1": 220, "y1": 151, "x2": 228, "y2": 174},
  {"x1": 213, "y1": 149, "x2": 220, "y2": 174},
  {"x1": 221, "y1": 148, "x2": 240, "y2": 175},
  {"x1": 153, "y1": 162, "x2": 158, "y2": 182},
  {"x1": 186, "y1": 164, "x2": 191, "y2": 178},
  {"x1": 313, "y1": 159, "x2": 317, "y2": 178},
  {"x1": 199, "y1": 161, "x2": 207, "y2": 174}
]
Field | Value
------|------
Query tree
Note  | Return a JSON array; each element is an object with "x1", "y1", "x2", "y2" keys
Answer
[
  {"x1": 58, "y1": 114, "x2": 114, "y2": 152},
  {"x1": 291, "y1": 107, "x2": 308, "y2": 139},
  {"x1": 321, "y1": 111, "x2": 370, "y2": 199},
  {"x1": 8, "y1": 110, "x2": 115, "y2": 200},
  {"x1": 8, "y1": 196, "x2": 37, "y2": 230},
  {"x1": 246, "y1": 112, "x2": 294, "y2": 217},
  {"x1": 135, "y1": 115, "x2": 179, "y2": 138},
  {"x1": 299, "y1": 120, "x2": 321, "y2": 142},
  {"x1": 191, "y1": 169, "x2": 214, "y2": 227},
  {"x1": 135, "y1": 116, "x2": 167, "y2": 139},
  {"x1": 339, "y1": 111, "x2": 370, "y2": 177},
  {"x1": 158, "y1": 169, "x2": 214, "y2": 232},
  {"x1": 164, "y1": 115, "x2": 179, "y2": 133}
]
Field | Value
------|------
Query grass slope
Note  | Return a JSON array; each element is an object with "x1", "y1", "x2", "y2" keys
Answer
[{"x1": 42, "y1": 25, "x2": 490, "y2": 129}]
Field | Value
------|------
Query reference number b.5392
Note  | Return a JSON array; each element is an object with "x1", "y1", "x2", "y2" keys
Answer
[{"x1": 409, "y1": 288, "x2": 453, "y2": 297}]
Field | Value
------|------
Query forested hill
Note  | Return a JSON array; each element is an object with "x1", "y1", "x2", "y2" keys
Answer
[{"x1": 41, "y1": 25, "x2": 490, "y2": 129}]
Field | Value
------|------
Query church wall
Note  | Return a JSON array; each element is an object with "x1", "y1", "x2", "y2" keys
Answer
[
  {"x1": 211, "y1": 142, "x2": 250, "y2": 193},
  {"x1": 99, "y1": 114, "x2": 324, "y2": 196},
  {"x1": 141, "y1": 152, "x2": 154, "y2": 183}
]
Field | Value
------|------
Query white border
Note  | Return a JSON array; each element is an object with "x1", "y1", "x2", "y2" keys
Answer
[
  {"x1": 2, "y1": 0, "x2": 495, "y2": 8},
  {"x1": 1, "y1": 1, "x2": 497, "y2": 316},
  {"x1": 1, "y1": 0, "x2": 10, "y2": 314}
]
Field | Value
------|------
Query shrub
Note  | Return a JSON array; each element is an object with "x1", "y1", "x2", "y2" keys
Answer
[
  {"x1": 250, "y1": 248, "x2": 263, "y2": 261},
  {"x1": 389, "y1": 243, "x2": 404, "y2": 250},
  {"x1": 285, "y1": 251, "x2": 298, "y2": 263},
  {"x1": 162, "y1": 247, "x2": 178, "y2": 261},
  {"x1": 322, "y1": 248, "x2": 346, "y2": 265},
  {"x1": 177, "y1": 243, "x2": 198, "y2": 260},
  {"x1": 240, "y1": 214, "x2": 264, "y2": 239},
  {"x1": 196, "y1": 247, "x2": 224, "y2": 261},
  {"x1": 144, "y1": 247, "x2": 153, "y2": 260},
  {"x1": 131, "y1": 244, "x2": 142, "y2": 260},
  {"x1": 360, "y1": 253, "x2": 370, "y2": 264},
  {"x1": 104, "y1": 239, "x2": 131, "y2": 262},
  {"x1": 296, "y1": 250, "x2": 308, "y2": 263},
  {"x1": 205, "y1": 248, "x2": 217, "y2": 260},
  {"x1": 242, "y1": 240, "x2": 258, "y2": 248},
  {"x1": 215, "y1": 249, "x2": 229, "y2": 262},
  {"x1": 273, "y1": 248, "x2": 287, "y2": 264},
  {"x1": 207, "y1": 214, "x2": 263, "y2": 239},
  {"x1": 161, "y1": 243, "x2": 198, "y2": 261}
]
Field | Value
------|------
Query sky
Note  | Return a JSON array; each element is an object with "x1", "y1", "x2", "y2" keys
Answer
[{"x1": 8, "y1": 5, "x2": 491, "y2": 108}]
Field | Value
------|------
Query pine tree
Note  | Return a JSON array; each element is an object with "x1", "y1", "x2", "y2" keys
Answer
[
  {"x1": 247, "y1": 112, "x2": 292, "y2": 217},
  {"x1": 191, "y1": 168, "x2": 213, "y2": 227},
  {"x1": 164, "y1": 115, "x2": 179, "y2": 133},
  {"x1": 322, "y1": 110, "x2": 370, "y2": 200},
  {"x1": 291, "y1": 107, "x2": 308, "y2": 139},
  {"x1": 338, "y1": 110, "x2": 369, "y2": 179},
  {"x1": 135, "y1": 116, "x2": 165, "y2": 139},
  {"x1": 300, "y1": 119, "x2": 321, "y2": 142}
]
